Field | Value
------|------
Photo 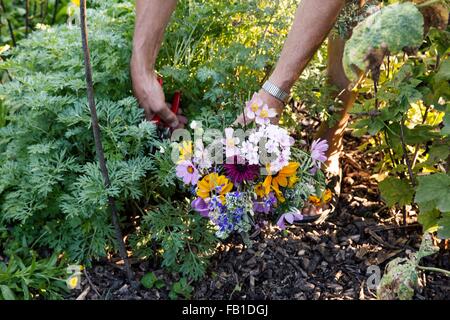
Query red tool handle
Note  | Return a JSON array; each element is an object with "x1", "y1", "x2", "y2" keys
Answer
[{"x1": 153, "y1": 77, "x2": 181, "y2": 127}]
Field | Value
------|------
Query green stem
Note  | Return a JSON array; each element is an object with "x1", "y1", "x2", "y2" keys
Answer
[
  {"x1": 417, "y1": 265, "x2": 450, "y2": 276},
  {"x1": 399, "y1": 119, "x2": 416, "y2": 186}
]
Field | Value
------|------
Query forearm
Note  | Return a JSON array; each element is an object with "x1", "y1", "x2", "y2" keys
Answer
[
  {"x1": 132, "y1": 0, "x2": 177, "y2": 72},
  {"x1": 269, "y1": 0, "x2": 345, "y2": 92}
]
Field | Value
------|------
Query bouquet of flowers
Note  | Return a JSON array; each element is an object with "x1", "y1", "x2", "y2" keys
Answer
[{"x1": 173, "y1": 93, "x2": 332, "y2": 240}]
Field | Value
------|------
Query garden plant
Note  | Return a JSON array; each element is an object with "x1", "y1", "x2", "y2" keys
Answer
[{"x1": 0, "y1": 0, "x2": 448, "y2": 301}]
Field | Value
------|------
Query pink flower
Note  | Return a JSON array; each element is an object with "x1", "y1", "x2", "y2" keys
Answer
[
  {"x1": 193, "y1": 142, "x2": 212, "y2": 170},
  {"x1": 176, "y1": 160, "x2": 200, "y2": 186},
  {"x1": 255, "y1": 105, "x2": 277, "y2": 125},
  {"x1": 241, "y1": 141, "x2": 259, "y2": 165},
  {"x1": 223, "y1": 128, "x2": 240, "y2": 159},
  {"x1": 245, "y1": 93, "x2": 264, "y2": 120}
]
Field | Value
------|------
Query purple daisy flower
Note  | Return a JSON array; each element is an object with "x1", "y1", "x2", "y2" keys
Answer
[
  {"x1": 310, "y1": 138, "x2": 329, "y2": 174},
  {"x1": 224, "y1": 157, "x2": 259, "y2": 184},
  {"x1": 311, "y1": 139, "x2": 329, "y2": 163}
]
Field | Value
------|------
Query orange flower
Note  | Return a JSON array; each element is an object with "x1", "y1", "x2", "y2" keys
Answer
[
  {"x1": 321, "y1": 189, "x2": 332, "y2": 204},
  {"x1": 308, "y1": 195, "x2": 321, "y2": 207}
]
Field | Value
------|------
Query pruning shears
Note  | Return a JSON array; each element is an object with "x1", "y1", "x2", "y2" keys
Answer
[{"x1": 153, "y1": 77, "x2": 182, "y2": 140}]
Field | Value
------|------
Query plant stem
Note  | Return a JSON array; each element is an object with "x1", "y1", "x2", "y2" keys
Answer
[
  {"x1": 51, "y1": 0, "x2": 59, "y2": 24},
  {"x1": 25, "y1": 0, "x2": 30, "y2": 36},
  {"x1": 411, "y1": 104, "x2": 431, "y2": 169},
  {"x1": 417, "y1": 265, "x2": 450, "y2": 276},
  {"x1": 79, "y1": 0, "x2": 133, "y2": 283},
  {"x1": 0, "y1": 0, "x2": 16, "y2": 46},
  {"x1": 399, "y1": 119, "x2": 416, "y2": 186}
]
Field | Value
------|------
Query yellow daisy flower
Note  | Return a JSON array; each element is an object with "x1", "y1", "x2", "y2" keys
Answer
[
  {"x1": 288, "y1": 175, "x2": 299, "y2": 188},
  {"x1": 197, "y1": 173, "x2": 233, "y2": 203},
  {"x1": 262, "y1": 162, "x2": 300, "y2": 195},
  {"x1": 178, "y1": 141, "x2": 193, "y2": 162},
  {"x1": 273, "y1": 188, "x2": 286, "y2": 203}
]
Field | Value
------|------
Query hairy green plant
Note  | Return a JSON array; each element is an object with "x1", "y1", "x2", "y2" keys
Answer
[{"x1": 0, "y1": 3, "x2": 157, "y2": 263}]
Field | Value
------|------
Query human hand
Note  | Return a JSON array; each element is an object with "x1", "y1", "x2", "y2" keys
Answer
[{"x1": 131, "y1": 57, "x2": 181, "y2": 128}]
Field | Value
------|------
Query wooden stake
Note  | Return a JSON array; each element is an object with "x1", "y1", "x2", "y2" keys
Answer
[{"x1": 79, "y1": 0, "x2": 133, "y2": 283}]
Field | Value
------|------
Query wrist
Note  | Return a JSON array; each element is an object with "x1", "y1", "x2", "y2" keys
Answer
[
  {"x1": 131, "y1": 51, "x2": 155, "y2": 75},
  {"x1": 268, "y1": 70, "x2": 296, "y2": 93}
]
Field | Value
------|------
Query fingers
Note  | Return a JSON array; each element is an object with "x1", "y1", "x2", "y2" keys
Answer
[
  {"x1": 154, "y1": 102, "x2": 180, "y2": 128},
  {"x1": 174, "y1": 115, "x2": 187, "y2": 130}
]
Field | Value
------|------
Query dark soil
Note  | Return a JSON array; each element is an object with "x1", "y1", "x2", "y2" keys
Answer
[{"x1": 71, "y1": 131, "x2": 450, "y2": 300}]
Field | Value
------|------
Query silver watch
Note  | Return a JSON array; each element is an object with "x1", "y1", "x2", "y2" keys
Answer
[{"x1": 262, "y1": 81, "x2": 290, "y2": 103}]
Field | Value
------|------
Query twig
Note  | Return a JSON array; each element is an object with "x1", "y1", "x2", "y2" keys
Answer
[
  {"x1": 79, "y1": 0, "x2": 133, "y2": 283},
  {"x1": 350, "y1": 110, "x2": 381, "y2": 118},
  {"x1": 76, "y1": 286, "x2": 90, "y2": 300},
  {"x1": 365, "y1": 228, "x2": 400, "y2": 250},
  {"x1": 369, "y1": 223, "x2": 421, "y2": 232},
  {"x1": 83, "y1": 269, "x2": 102, "y2": 297}
]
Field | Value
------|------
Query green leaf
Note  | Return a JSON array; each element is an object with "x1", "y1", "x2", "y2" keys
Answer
[
  {"x1": 437, "y1": 213, "x2": 450, "y2": 239},
  {"x1": 415, "y1": 173, "x2": 450, "y2": 212},
  {"x1": 442, "y1": 108, "x2": 450, "y2": 136},
  {"x1": 0, "y1": 285, "x2": 16, "y2": 300},
  {"x1": 140, "y1": 272, "x2": 158, "y2": 289},
  {"x1": 403, "y1": 125, "x2": 439, "y2": 145},
  {"x1": 169, "y1": 278, "x2": 193, "y2": 300},
  {"x1": 418, "y1": 210, "x2": 440, "y2": 233},
  {"x1": 434, "y1": 59, "x2": 450, "y2": 84},
  {"x1": 368, "y1": 118, "x2": 385, "y2": 135},
  {"x1": 140, "y1": 272, "x2": 164, "y2": 289},
  {"x1": 379, "y1": 177, "x2": 414, "y2": 207},
  {"x1": 428, "y1": 143, "x2": 450, "y2": 163}
]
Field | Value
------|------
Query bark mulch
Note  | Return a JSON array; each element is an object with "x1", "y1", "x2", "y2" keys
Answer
[{"x1": 73, "y1": 132, "x2": 449, "y2": 300}]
